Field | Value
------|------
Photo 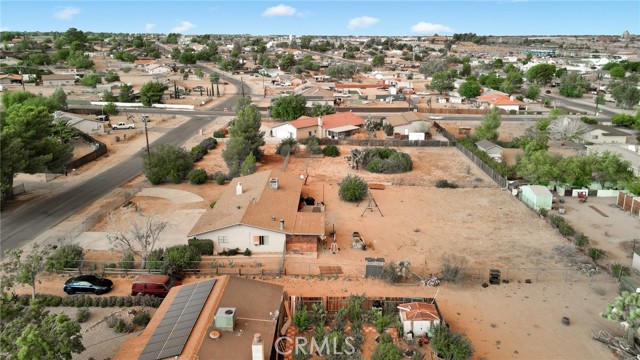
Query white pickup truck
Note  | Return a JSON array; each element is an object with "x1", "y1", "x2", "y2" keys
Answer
[{"x1": 111, "y1": 122, "x2": 135, "y2": 130}]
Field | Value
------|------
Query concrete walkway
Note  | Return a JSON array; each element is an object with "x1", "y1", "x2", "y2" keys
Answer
[{"x1": 137, "y1": 188, "x2": 204, "y2": 204}]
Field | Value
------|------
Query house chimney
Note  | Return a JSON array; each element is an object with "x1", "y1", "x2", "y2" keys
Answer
[
  {"x1": 251, "y1": 333, "x2": 264, "y2": 360},
  {"x1": 279, "y1": 219, "x2": 284, "y2": 231},
  {"x1": 236, "y1": 182, "x2": 243, "y2": 195},
  {"x1": 318, "y1": 116, "x2": 323, "y2": 127}
]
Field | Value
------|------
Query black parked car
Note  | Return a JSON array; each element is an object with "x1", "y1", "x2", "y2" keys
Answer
[{"x1": 64, "y1": 275, "x2": 113, "y2": 295}]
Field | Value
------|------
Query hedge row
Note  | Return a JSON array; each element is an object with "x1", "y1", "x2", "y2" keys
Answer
[{"x1": 10, "y1": 293, "x2": 164, "y2": 308}]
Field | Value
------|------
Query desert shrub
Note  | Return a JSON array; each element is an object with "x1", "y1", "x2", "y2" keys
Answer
[
  {"x1": 311, "y1": 302, "x2": 328, "y2": 327},
  {"x1": 557, "y1": 222, "x2": 575, "y2": 237},
  {"x1": 209, "y1": 200, "x2": 217, "y2": 208},
  {"x1": 190, "y1": 144, "x2": 208, "y2": 162},
  {"x1": 293, "y1": 306, "x2": 312, "y2": 333},
  {"x1": 276, "y1": 137, "x2": 299, "y2": 156},
  {"x1": 143, "y1": 144, "x2": 194, "y2": 184},
  {"x1": 299, "y1": 135, "x2": 319, "y2": 145},
  {"x1": 611, "y1": 263, "x2": 631, "y2": 278},
  {"x1": 213, "y1": 129, "x2": 227, "y2": 138},
  {"x1": 132, "y1": 310, "x2": 151, "y2": 327},
  {"x1": 338, "y1": 175, "x2": 368, "y2": 202},
  {"x1": 115, "y1": 319, "x2": 127, "y2": 333},
  {"x1": 120, "y1": 251, "x2": 135, "y2": 270},
  {"x1": 358, "y1": 147, "x2": 412, "y2": 174},
  {"x1": 213, "y1": 171, "x2": 227, "y2": 185},
  {"x1": 580, "y1": 116, "x2": 598, "y2": 124},
  {"x1": 146, "y1": 248, "x2": 164, "y2": 270},
  {"x1": 76, "y1": 308, "x2": 90, "y2": 323},
  {"x1": 219, "y1": 247, "x2": 241, "y2": 256},
  {"x1": 436, "y1": 180, "x2": 459, "y2": 188},
  {"x1": 430, "y1": 323, "x2": 474, "y2": 360},
  {"x1": 47, "y1": 244, "x2": 84, "y2": 271},
  {"x1": 106, "y1": 315, "x2": 119, "y2": 328},
  {"x1": 187, "y1": 168, "x2": 208, "y2": 184},
  {"x1": 306, "y1": 138, "x2": 322, "y2": 155},
  {"x1": 347, "y1": 294, "x2": 365, "y2": 323},
  {"x1": 164, "y1": 245, "x2": 201, "y2": 269},
  {"x1": 199, "y1": 137, "x2": 218, "y2": 150},
  {"x1": 188, "y1": 238, "x2": 214, "y2": 255},
  {"x1": 243, "y1": 248, "x2": 252, "y2": 257},
  {"x1": 383, "y1": 123, "x2": 394, "y2": 136},
  {"x1": 372, "y1": 333, "x2": 403, "y2": 360},
  {"x1": 589, "y1": 247, "x2": 605, "y2": 261},
  {"x1": 539, "y1": 208, "x2": 548, "y2": 217},
  {"x1": 440, "y1": 254, "x2": 467, "y2": 283},
  {"x1": 574, "y1": 233, "x2": 589, "y2": 247},
  {"x1": 322, "y1": 145, "x2": 340, "y2": 157}
]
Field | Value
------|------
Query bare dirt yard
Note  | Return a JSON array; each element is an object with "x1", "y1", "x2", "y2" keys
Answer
[{"x1": 10, "y1": 109, "x2": 633, "y2": 360}]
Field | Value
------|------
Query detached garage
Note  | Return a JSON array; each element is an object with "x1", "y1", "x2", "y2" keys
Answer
[{"x1": 520, "y1": 185, "x2": 553, "y2": 211}]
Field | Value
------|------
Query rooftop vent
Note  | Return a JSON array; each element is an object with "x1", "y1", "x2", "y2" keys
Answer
[
  {"x1": 215, "y1": 307, "x2": 236, "y2": 331},
  {"x1": 269, "y1": 178, "x2": 278, "y2": 190},
  {"x1": 236, "y1": 182, "x2": 243, "y2": 195}
]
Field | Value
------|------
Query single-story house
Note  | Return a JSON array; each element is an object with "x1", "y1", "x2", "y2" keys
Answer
[
  {"x1": 41, "y1": 74, "x2": 75, "y2": 87},
  {"x1": 0, "y1": 74, "x2": 22, "y2": 84},
  {"x1": 476, "y1": 93, "x2": 526, "y2": 112},
  {"x1": 475, "y1": 139, "x2": 504, "y2": 161},
  {"x1": 114, "y1": 276, "x2": 285, "y2": 360},
  {"x1": 271, "y1": 112, "x2": 364, "y2": 140},
  {"x1": 146, "y1": 64, "x2": 171, "y2": 75},
  {"x1": 582, "y1": 124, "x2": 629, "y2": 144},
  {"x1": 188, "y1": 170, "x2": 325, "y2": 256},
  {"x1": 385, "y1": 111, "x2": 428, "y2": 135},
  {"x1": 134, "y1": 59, "x2": 157, "y2": 68},
  {"x1": 259, "y1": 68, "x2": 286, "y2": 78},
  {"x1": 520, "y1": 185, "x2": 553, "y2": 211},
  {"x1": 397, "y1": 302, "x2": 444, "y2": 337}
]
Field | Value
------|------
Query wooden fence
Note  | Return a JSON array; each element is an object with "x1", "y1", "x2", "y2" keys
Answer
[
  {"x1": 617, "y1": 192, "x2": 640, "y2": 217},
  {"x1": 342, "y1": 139, "x2": 451, "y2": 147},
  {"x1": 292, "y1": 295, "x2": 441, "y2": 316},
  {"x1": 65, "y1": 132, "x2": 108, "y2": 171}
]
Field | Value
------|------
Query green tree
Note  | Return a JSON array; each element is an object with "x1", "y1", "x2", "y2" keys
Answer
[
  {"x1": 338, "y1": 175, "x2": 368, "y2": 202},
  {"x1": 222, "y1": 99, "x2": 265, "y2": 177},
  {"x1": 102, "y1": 90, "x2": 117, "y2": 102},
  {"x1": 118, "y1": 83, "x2": 134, "y2": 102},
  {"x1": 279, "y1": 53, "x2": 297, "y2": 70},
  {"x1": 164, "y1": 245, "x2": 201, "y2": 269},
  {"x1": 479, "y1": 72, "x2": 502, "y2": 90},
  {"x1": 429, "y1": 71, "x2": 454, "y2": 94},
  {"x1": 79, "y1": 72, "x2": 101, "y2": 88},
  {"x1": 560, "y1": 156, "x2": 593, "y2": 188},
  {"x1": 526, "y1": 64, "x2": 556, "y2": 85},
  {"x1": 603, "y1": 291, "x2": 640, "y2": 346},
  {"x1": 516, "y1": 150, "x2": 562, "y2": 185},
  {"x1": 105, "y1": 70, "x2": 120, "y2": 82},
  {"x1": 372, "y1": 54, "x2": 385, "y2": 67},
  {"x1": 1, "y1": 102, "x2": 73, "y2": 199},
  {"x1": 474, "y1": 107, "x2": 502, "y2": 141},
  {"x1": 240, "y1": 153, "x2": 257, "y2": 176},
  {"x1": 611, "y1": 74, "x2": 640, "y2": 109},
  {"x1": 611, "y1": 113, "x2": 637, "y2": 127},
  {"x1": 419, "y1": 60, "x2": 447, "y2": 77},
  {"x1": 269, "y1": 94, "x2": 308, "y2": 121},
  {"x1": 459, "y1": 79, "x2": 481, "y2": 98},
  {"x1": 103, "y1": 102, "x2": 119, "y2": 115},
  {"x1": 591, "y1": 151, "x2": 634, "y2": 188},
  {"x1": 525, "y1": 84, "x2": 540, "y2": 100},
  {"x1": 559, "y1": 72, "x2": 588, "y2": 98},
  {"x1": 49, "y1": 87, "x2": 68, "y2": 110},
  {"x1": 0, "y1": 243, "x2": 52, "y2": 299},
  {"x1": 326, "y1": 63, "x2": 357, "y2": 80},
  {"x1": 140, "y1": 81, "x2": 168, "y2": 106},
  {"x1": 194, "y1": 68, "x2": 204, "y2": 79},
  {"x1": 460, "y1": 63, "x2": 472, "y2": 77},
  {"x1": 310, "y1": 103, "x2": 336, "y2": 116},
  {"x1": 610, "y1": 66, "x2": 626, "y2": 78},
  {"x1": 142, "y1": 144, "x2": 194, "y2": 184}
]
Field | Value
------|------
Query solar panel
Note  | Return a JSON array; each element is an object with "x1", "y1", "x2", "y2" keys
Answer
[{"x1": 139, "y1": 279, "x2": 216, "y2": 360}]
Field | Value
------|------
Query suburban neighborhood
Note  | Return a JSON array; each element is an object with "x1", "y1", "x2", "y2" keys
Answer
[{"x1": 1, "y1": 2, "x2": 640, "y2": 359}]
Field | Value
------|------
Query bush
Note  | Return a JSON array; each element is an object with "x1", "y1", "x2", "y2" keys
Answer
[
  {"x1": 430, "y1": 324, "x2": 474, "y2": 360},
  {"x1": 47, "y1": 244, "x2": 84, "y2": 271},
  {"x1": 580, "y1": 116, "x2": 598, "y2": 124},
  {"x1": 106, "y1": 315, "x2": 119, "y2": 328},
  {"x1": 132, "y1": 310, "x2": 151, "y2": 327},
  {"x1": 306, "y1": 138, "x2": 323, "y2": 155},
  {"x1": 187, "y1": 168, "x2": 208, "y2": 184},
  {"x1": 276, "y1": 138, "x2": 299, "y2": 156},
  {"x1": 76, "y1": 308, "x2": 91, "y2": 323},
  {"x1": 143, "y1": 144, "x2": 194, "y2": 184},
  {"x1": 383, "y1": 123, "x2": 394, "y2": 136},
  {"x1": 115, "y1": 319, "x2": 127, "y2": 333},
  {"x1": 213, "y1": 129, "x2": 227, "y2": 138},
  {"x1": 188, "y1": 238, "x2": 214, "y2": 255},
  {"x1": 209, "y1": 200, "x2": 217, "y2": 208},
  {"x1": 219, "y1": 247, "x2": 241, "y2": 256},
  {"x1": 243, "y1": 248, "x2": 252, "y2": 257},
  {"x1": 611, "y1": 263, "x2": 631, "y2": 278},
  {"x1": 440, "y1": 254, "x2": 467, "y2": 283},
  {"x1": 162, "y1": 263, "x2": 186, "y2": 281},
  {"x1": 293, "y1": 306, "x2": 312, "y2": 333},
  {"x1": 574, "y1": 233, "x2": 589, "y2": 247},
  {"x1": 120, "y1": 251, "x2": 135, "y2": 270},
  {"x1": 435, "y1": 179, "x2": 458, "y2": 188},
  {"x1": 589, "y1": 247, "x2": 605, "y2": 261},
  {"x1": 190, "y1": 144, "x2": 208, "y2": 162},
  {"x1": 146, "y1": 248, "x2": 164, "y2": 270},
  {"x1": 164, "y1": 245, "x2": 201, "y2": 269},
  {"x1": 381, "y1": 263, "x2": 400, "y2": 284},
  {"x1": 357, "y1": 147, "x2": 412, "y2": 174},
  {"x1": 199, "y1": 137, "x2": 218, "y2": 150},
  {"x1": 322, "y1": 145, "x2": 340, "y2": 157},
  {"x1": 213, "y1": 171, "x2": 227, "y2": 185},
  {"x1": 338, "y1": 175, "x2": 368, "y2": 202}
]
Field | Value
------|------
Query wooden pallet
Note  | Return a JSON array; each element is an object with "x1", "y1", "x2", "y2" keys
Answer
[
  {"x1": 368, "y1": 183, "x2": 385, "y2": 190},
  {"x1": 319, "y1": 266, "x2": 343, "y2": 275}
]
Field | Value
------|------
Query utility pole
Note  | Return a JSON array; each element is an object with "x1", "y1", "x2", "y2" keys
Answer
[{"x1": 240, "y1": 77, "x2": 245, "y2": 98}]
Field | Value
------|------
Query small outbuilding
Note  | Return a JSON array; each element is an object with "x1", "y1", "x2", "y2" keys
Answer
[
  {"x1": 397, "y1": 302, "x2": 443, "y2": 337},
  {"x1": 520, "y1": 185, "x2": 553, "y2": 211},
  {"x1": 475, "y1": 139, "x2": 504, "y2": 161}
]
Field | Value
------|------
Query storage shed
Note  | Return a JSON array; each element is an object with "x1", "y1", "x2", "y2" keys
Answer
[
  {"x1": 397, "y1": 302, "x2": 442, "y2": 337},
  {"x1": 520, "y1": 185, "x2": 553, "y2": 211}
]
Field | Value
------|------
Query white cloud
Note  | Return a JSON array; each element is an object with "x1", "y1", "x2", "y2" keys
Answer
[
  {"x1": 145, "y1": 23, "x2": 156, "y2": 32},
  {"x1": 171, "y1": 21, "x2": 195, "y2": 33},
  {"x1": 52, "y1": 7, "x2": 80, "y2": 20},
  {"x1": 411, "y1": 22, "x2": 453, "y2": 34},
  {"x1": 262, "y1": 4, "x2": 297, "y2": 17},
  {"x1": 347, "y1": 16, "x2": 379, "y2": 30}
]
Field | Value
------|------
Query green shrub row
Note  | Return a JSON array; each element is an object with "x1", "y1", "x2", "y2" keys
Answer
[
  {"x1": 188, "y1": 237, "x2": 214, "y2": 255},
  {"x1": 11, "y1": 293, "x2": 164, "y2": 308}
]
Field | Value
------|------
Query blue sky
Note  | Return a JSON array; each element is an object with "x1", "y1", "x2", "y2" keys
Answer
[{"x1": 1, "y1": 1, "x2": 638, "y2": 36}]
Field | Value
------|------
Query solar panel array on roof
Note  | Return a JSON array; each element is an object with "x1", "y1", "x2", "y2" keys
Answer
[{"x1": 139, "y1": 279, "x2": 216, "y2": 360}]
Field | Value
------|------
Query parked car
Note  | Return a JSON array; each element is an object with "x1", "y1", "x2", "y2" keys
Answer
[
  {"x1": 64, "y1": 275, "x2": 113, "y2": 295},
  {"x1": 192, "y1": 86, "x2": 205, "y2": 92},
  {"x1": 96, "y1": 114, "x2": 109, "y2": 122},
  {"x1": 429, "y1": 115, "x2": 444, "y2": 120},
  {"x1": 131, "y1": 274, "x2": 181, "y2": 297}
]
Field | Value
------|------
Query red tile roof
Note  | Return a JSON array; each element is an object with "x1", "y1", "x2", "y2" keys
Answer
[
  {"x1": 398, "y1": 302, "x2": 441, "y2": 322},
  {"x1": 290, "y1": 112, "x2": 364, "y2": 130},
  {"x1": 476, "y1": 93, "x2": 525, "y2": 106}
]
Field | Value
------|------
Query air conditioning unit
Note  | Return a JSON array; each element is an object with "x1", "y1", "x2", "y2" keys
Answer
[
  {"x1": 215, "y1": 307, "x2": 236, "y2": 331},
  {"x1": 269, "y1": 178, "x2": 279, "y2": 190}
]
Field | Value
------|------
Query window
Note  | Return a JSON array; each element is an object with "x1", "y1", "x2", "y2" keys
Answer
[
  {"x1": 259, "y1": 235, "x2": 269, "y2": 246},
  {"x1": 218, "y1": 236, "x2": 229, "y2": 244},
  {"x1": 308, "y1": 131, "x2": 312, "y2": 136}
]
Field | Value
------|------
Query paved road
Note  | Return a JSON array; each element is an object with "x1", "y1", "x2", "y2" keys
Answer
[{"x1": 1, "y1": 73, "x2": 244, "y2": 252}]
